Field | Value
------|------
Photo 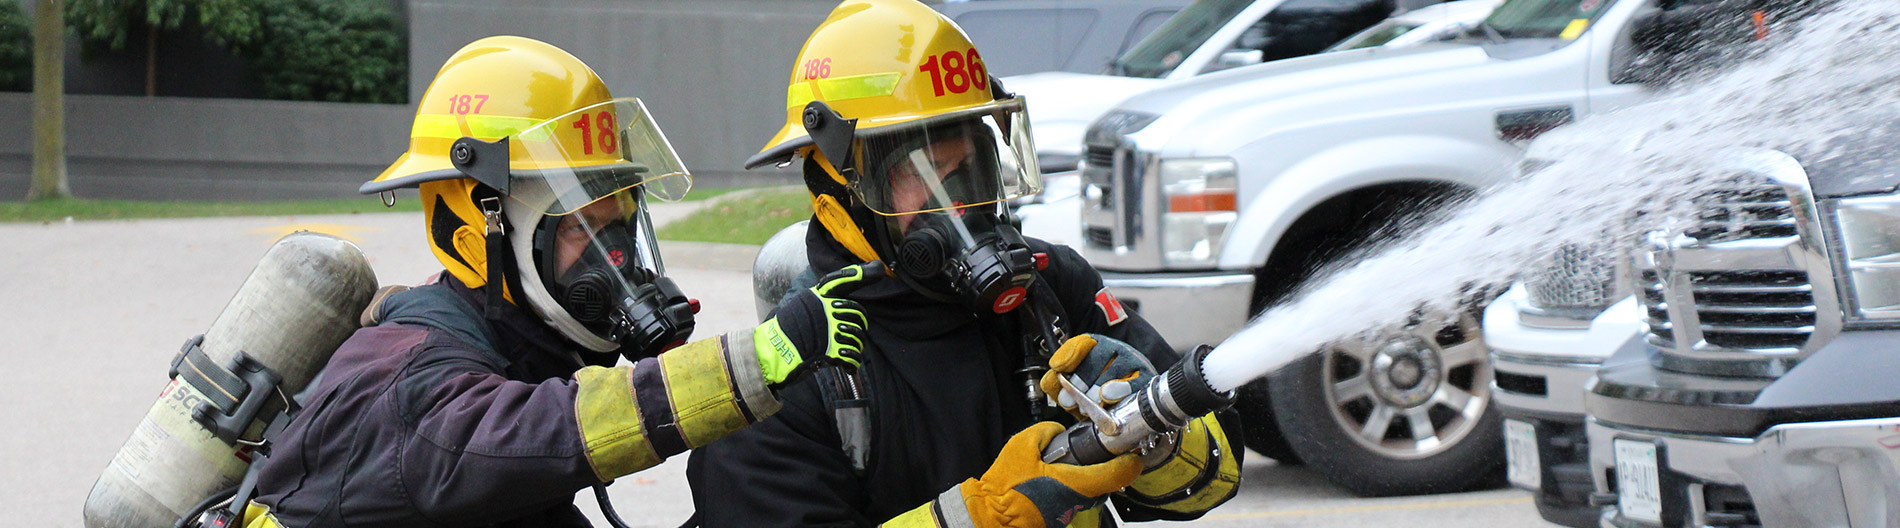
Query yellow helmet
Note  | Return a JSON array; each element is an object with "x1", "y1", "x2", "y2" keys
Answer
[
  {"x1": 749, "y1": 0, "x2": 1042, "y2": 263},
  {"x1": 365, "y1": 36, "x2": 695, "y2": 354}
]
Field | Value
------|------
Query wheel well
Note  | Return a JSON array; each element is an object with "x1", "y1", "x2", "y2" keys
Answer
[{"x1": 1249, "y1": 182, "x2": 1475, "y2": 314}]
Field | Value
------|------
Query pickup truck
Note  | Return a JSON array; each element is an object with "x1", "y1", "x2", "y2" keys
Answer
[
  {"x1": 1057, "y1": 0, "x2": 1684, "y2": 495},
  {"x1": 1576, "y1": 130, "x2": 1900, "y2": 527},
  {"x1": 1004, "y1": 0, "x2": 1411, "y2": 174}
]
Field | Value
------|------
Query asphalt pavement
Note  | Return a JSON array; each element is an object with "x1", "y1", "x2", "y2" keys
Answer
[{"x1": 0, "y1": 199, "x2": 1556, "y2": 527}]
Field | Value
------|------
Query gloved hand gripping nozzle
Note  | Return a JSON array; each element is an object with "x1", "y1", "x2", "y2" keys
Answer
[{"x1": 1041, "y1": 345, "x2": 1235, "y2": 466}]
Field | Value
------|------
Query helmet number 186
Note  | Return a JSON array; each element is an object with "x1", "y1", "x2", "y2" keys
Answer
[
  {"x1": 918, "y1": 49, "x2": 987, "y2": 97},
  {"x1": 571, "y1": 112, "x2": 618, "y2": 155}
]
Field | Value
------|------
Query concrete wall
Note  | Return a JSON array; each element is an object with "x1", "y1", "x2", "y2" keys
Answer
[
  {"x1": 1, "y1": 0, "x2": 837, "y2": 201},
  {"x1": 0, "y1": 93, "x2": 410, "y2": 200}
]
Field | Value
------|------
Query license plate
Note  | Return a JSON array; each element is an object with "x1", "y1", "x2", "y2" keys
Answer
[
  {"x1": 1614, "y1": 439, "x2": 1663, "y2": 525},
  {"x1": 1504, "y1": 419, "x2": 1540, "y2": 490}
]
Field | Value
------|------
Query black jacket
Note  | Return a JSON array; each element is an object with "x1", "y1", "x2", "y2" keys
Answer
[{"x1": 685, "y1": 226, "x2": 1201, "y2": 527}]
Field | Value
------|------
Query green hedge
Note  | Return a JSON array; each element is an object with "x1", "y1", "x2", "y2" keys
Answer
[{"x1": 0, "y1": 1, "x2": 28, "y2": 92}]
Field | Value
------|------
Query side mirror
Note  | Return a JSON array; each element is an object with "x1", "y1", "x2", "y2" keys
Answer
[{"x1": 1211, "y1": 49, "x2": 1265, "y2": 72}]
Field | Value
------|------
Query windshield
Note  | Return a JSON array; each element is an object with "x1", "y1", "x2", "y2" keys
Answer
[
  {"x1": 1484, "y1": 0, "x2": 1615, "y2": 39},
  {"x1": 1111, "y1": 0, "x2": 1253, "y2": 78},
  {"x1": 1331, "y1": 22, "x2": 1423, "y2": 50}
]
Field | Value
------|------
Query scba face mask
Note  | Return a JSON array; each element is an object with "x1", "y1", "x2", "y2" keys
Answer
[
  {"x1": 894, "y1": 209, "x2": 1039, "y2": 314},
  {"x1": 529, "y1": 192, "x2": 696, "y2": 361}
]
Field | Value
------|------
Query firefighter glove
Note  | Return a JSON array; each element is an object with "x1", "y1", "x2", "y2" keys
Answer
[
  {"x1": 753, "y1": 261, "x2": 887, "y2": 388},
  {"x1": 954, "y1": 422, "x2": 1142, "y2": 528},
  {"x1": 1040, "y1": 334, "x2": 1158, "y2": 420}
]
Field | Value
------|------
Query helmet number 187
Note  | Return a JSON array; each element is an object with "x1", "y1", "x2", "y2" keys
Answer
[
  {"x1": 571, "y1": 112, "x2": 619, "y2": 155},
  {"x1": 918, "y1": 49, "x2": 987, "y2": 97}
]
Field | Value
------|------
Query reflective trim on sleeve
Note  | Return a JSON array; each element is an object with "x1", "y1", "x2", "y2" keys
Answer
[
  {"x1": 933, "y1": 483, "x2": 978, "y2": 528},
  {"x1": 882, "y1": 500, "x2": 945, "y2": 528},
  {"x1": 242, "y1": 502, "x2": 282, "y2": 528},
  {"x1": 661, "y1": 335, "x2": 753, "y2": 449},
  {"x1": 574, "y1": 365, "x2": 661, "y2": 481},
  {"x1": 721, "y1": 330, "x2": 782, "y2": 418}
]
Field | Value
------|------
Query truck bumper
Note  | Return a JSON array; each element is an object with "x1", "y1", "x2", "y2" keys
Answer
[
  {"x1": 1585, "y1": 328, "x2": 1900, "y2": 528},
  {"x1": 1100, "y1": 270, "x2": 1254, "y2": 351},
  {"x1": 1484, "y1": 287, "x2": 1643, "y2": 528},
  {"x1": 1587, "y1": 416, "x2": 1900, "y2": 528}
]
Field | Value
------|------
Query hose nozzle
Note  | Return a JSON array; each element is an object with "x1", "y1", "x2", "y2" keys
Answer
[{"x1": 1041, "y1": 345, "x2": 1235, "y2": 465}]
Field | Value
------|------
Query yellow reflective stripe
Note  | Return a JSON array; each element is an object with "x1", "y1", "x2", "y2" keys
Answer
[
  {"x1": 661, "y1": 338, "x2": 750, "y2": 449},
  {"x1": 410, "y1": 114, "x2": 553, "y2": 141},
  {"x1": 574, "y1": 365, "x2": 661, "y2": 480},
  {"x1": 882, "y1": 501, "x2": 945, "y2": 528},
  {"x1": 241, "y1": 502, "x2": 280, "y2": 528},
  {"x1": 785, "y1": 72, "x2": 904, "y2": 109}
]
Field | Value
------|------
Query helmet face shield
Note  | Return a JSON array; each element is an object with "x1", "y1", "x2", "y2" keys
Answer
[
  {"x1": 848, "y1": 99, "x2": 1041, "y2": 216},
  {"x1": 510, "y1": 98, "x2": 693, "y2": 214},
  {"x1": 530, "y1": 189, "x2": 659, "y2": 344}
]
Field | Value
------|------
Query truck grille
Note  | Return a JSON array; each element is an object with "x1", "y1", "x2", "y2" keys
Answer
[
  {"x1": 1686, "y1": 182, "x2": 1797, "y2": 242},
  {"x1": 1084, "y1": 226, "x2": 1114, "y2": 248},
  {"x1": 1526, "y1": 243, "x2": 1619, "y2": 312},
  {"x1": 1084, "y1": 146, "x2": 1115, "y2": 170},
  {"x1": 1641, "y1": 270, "x2": 1816, "y2": 350},
  {"x1": 1640, "y1": 176, "x2": 1821, "y2": 357}
]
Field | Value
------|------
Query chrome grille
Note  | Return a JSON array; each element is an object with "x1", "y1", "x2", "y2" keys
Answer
[
  {"x1": 1084, "y1": 226, "x2": 1114, "y2": 248},
  {"x1": 1641, "y1": 270, "x2": 1817, "y2": 351},
  {"x1": 1084, "y1": 146, "x2": 1115, "y2": 171},
  {"x1": 1638, "y1": 172, "x2": 1826, "y2": 364},
  {"x1": 1686, "y1": 182, "x2": 1797, "y2": 242},
  {"x1": 1526, "y1": 243, "x2": 1620, "y2": 312}
]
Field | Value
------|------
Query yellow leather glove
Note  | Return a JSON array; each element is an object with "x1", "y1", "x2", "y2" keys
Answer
[
  {"x1": 1039, "y1": 334, "x2": 1158, "y2": 420},
  {"x1": 951, "y1": 422, "x2": 1143, "y2": 528}
]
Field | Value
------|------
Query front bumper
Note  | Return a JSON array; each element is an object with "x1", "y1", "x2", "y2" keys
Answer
[
  {"x1": 1588, "y1": 416, "x2": 1900, "y2": 528},
  {"x1": 1585, "y1": 327, "x2": 1900, "y2": 527},
  {"x1": 1485, "y1": 287, "x2": 1643, "y2": 528},
  {"x1": 1100, "y1": 270, "x2": 1254, "y2": 351},
  {"x1": 1485, "y1": 289, "x2": 1642, "y2": 416}
]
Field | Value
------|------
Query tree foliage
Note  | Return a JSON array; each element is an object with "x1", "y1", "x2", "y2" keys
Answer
[
  {"x1": 0, "y1": 0, "x2": 29, "y2": 92},
  {"x1": 65, "y1": 0, "x2": 260, "y2": 53},
  {"x1": 247, "y1": 0, "x2": 406, "y2": 103},
  {"x1": 62, "y1": 0, "x2": 405, "y2": 103}
]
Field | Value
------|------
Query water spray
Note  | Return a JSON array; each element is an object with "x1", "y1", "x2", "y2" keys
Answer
[{"x1": 1043, "y1": 0, "x2": 1900, "y2": 462}]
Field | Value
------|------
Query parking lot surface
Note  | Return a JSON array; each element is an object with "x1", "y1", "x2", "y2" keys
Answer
[{"x1": 2, "y1": 208, "x2": 1552, "y2": 527}]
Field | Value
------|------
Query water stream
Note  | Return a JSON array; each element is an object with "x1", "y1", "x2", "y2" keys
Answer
[{"x1": 1203, "y1": 1, "x2": 1900, "y2": 391}]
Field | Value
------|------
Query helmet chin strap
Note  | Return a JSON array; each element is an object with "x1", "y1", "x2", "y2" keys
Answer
[{"x1": 807, "y1": 150, "x2": 883, "y2": 264}]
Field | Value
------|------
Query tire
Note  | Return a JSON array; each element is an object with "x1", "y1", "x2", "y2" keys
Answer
[
  {"x1": 1264, "y1": 310, "x2": 1503, "y2": 496},
  {"x1": 1233, "y1": 379, "x2": 1302, "y2": 465}
]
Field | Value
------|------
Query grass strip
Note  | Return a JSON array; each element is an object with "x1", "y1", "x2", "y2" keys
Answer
[{"x1": 658, "y1": 187, "x2": 811, "y2": 245}]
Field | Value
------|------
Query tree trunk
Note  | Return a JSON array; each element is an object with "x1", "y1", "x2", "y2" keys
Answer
[
  {"x1": 144, "y1": 22, "x2": 155, "y2": 97},
  {"x1": 30, "y1": 0, "x2": 70, "y2": 201}
]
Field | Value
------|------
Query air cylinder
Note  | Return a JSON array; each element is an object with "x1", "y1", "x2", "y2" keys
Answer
[{"x1": 83, "y1": 232, "x2": 377, "y2": 528}]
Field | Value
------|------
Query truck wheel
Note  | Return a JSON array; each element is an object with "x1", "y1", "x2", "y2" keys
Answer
[
  {"x1": 1265, "y1": 310, "x2": 1502, "y2": 496},
  {"x1": 1234, "y1": 379, "x2": 1302, "y2": 464}
]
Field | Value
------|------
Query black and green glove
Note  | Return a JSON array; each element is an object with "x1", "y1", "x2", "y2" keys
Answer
[{"x1": 753, "y1": 262, "x2": 887, "y2": 388}]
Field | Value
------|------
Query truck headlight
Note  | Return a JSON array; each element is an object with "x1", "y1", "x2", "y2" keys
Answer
[
  {"x1": 1835, "y1": 194, "x2": 1900, "y2": 319},
  {"x1": 1159, "y1": 157, "x2": 1237, "y2": 267}
]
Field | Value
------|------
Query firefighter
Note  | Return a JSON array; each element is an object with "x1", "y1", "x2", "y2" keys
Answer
[
  {"x1": 685, "y1": 2, "x2": 1242, "y2": 527},
  {"x1": 240, "y1": 36, "x2": 882, "y2": 527}
]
